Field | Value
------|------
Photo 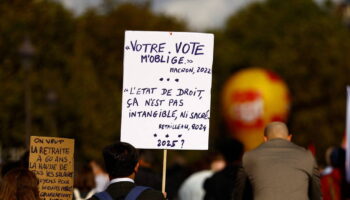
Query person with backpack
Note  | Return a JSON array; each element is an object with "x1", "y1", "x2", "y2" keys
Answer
[{"x1": 89, "y1": 141, "x2": 165, "y2": 200}]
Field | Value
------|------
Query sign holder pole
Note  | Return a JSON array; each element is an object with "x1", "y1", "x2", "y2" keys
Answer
[
  {"x1": 162, "y1": 149, "x2": 167, "y2": 194},
  {"x1": 346, "y1": 86, "x2": 350, "y2": 182}
]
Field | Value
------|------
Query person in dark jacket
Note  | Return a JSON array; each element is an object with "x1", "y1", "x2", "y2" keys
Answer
[
  {"x1": 203, "y1": 138, "x2": 244, "y2": 200},
  {"x1": 89, "y1": 142, "x2": 165, "y2": 200},
  {"x1": 135, "y1": 150, "x2": 162, "y2": 190}
]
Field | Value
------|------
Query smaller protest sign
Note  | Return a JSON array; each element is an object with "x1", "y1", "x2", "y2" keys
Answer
[{"x1": 29, "y1": 136, "x2": 74, "y2": 200}]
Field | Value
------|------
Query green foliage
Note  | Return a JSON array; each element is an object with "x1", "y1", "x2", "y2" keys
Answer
[
  {"x1": 1, "y1": 0, "x2": 349, "y2": 164},
  {"x1": 214, "y1": 0, "x2": 350, "y2": 163},
  {"x1": 0, "y1": 1, "x2": 185, "y2": 160},
  {"x1": 0, "y1": 0, "x2": 75, "y2": 147}
]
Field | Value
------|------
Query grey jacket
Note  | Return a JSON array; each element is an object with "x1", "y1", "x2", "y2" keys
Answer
[{"x1": 234, "y1": 138, "x2": 321, "y2": 200}]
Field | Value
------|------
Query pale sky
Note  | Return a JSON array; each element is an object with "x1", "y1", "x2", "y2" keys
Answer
[
  {"x1": 151, "y1": 0, "x2": 260, "y2": 30},
  {"x1": 57, "y1": 0, "x2": 333, "y2": 30},
  {"x1": 56, "y1": 0, "x2": 260, "y2": 30}
]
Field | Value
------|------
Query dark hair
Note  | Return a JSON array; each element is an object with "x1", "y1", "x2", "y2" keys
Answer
[
  {"x1": 330, "y1": 147, "x2": 346, "y2": 168},
  {"x1": 217, "y1": 138, "x2": 243, "y2": 163},
  {"x1": 102, "y1": 142, "x2": 139, "y2": 179},
  {"x1": 0, "y1": 168, "x2": 40, "y2": 200},
  {"x1": 74, "y1": 164, "x2": 96, "y2": 192},
  {"x1": 1, "y1": 151, "x2": 29, "y2": 178},
  {"x1": 139, "y1": 149, "x2": 156, "y2": 165},
  {"x1": 1, "y1": 161, "x2": 22, "y2": 177}
]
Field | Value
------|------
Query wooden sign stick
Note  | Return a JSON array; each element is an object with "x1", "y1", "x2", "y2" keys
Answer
[{"x1": 162, "y1": 149, "x2": 167, "y2": 194}]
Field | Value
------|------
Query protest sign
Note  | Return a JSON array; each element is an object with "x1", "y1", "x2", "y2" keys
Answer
[
  {"x1": 29, "y1": 136, "x2": 74, "y2": 200},
  {"x1": 121, "y1": 31, "x2": 214, "y2": 150}
]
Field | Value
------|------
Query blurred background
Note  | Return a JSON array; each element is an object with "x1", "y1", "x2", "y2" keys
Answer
[{"x1": 1, "y1": 0, "x2": 350, "y2": 169}]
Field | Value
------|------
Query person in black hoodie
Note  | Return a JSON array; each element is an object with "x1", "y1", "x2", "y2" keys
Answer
[
  {"x1": 203, "y1": 138, "x2": 244, "y2": 200},
  {"x1": 135, "y1": 150, "x2": 162, "y2": 190}
]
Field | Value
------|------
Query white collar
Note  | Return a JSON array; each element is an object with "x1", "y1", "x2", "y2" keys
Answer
[{"x1": 109, "y1": 177, "x2": 134, "y2": 185}]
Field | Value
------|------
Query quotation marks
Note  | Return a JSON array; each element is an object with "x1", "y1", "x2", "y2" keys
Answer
[
  {"x1": 125, "y1": 46, "x2": 130, "y2": 50},
  {"x1": 123, "y1": 89, "x2": 129, "y2": 93},
  {"x1": 159, "y1": 78, "x2": 180, "y2": 82}
]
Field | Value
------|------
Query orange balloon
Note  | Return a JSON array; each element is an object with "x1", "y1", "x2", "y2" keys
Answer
[{"x1": 222, "y1": 68, "x2": 290, "y2": 150}]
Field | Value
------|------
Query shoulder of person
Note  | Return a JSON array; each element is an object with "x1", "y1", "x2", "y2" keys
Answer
[
  {"x1": 291, "y1": 143, "x2": 314, "y2": 156},
  {"x1": 203, "y1": 173, "x2": 215, "y2": 191},
  {"x1": 138, "y1": 188, "x2": 165, "y2": 200},
  {"x1": 304, "y1": 149, "x2": 317, "y2": 162},
  {"x1": 242, "y1": 149, "x2": 256, "y2": 164},
  {"x1": 87, "y1": 196, "x2": 98, "y2": 200},
  {"x1": 289, "y1": 143, "x2": 317, "y2": 165},
  {"x1": 289, "y1": 142, "x2": 307, "y2": 151}
]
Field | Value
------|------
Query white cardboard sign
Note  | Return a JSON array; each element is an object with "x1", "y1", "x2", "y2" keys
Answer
[{"x1": 121, "y1": 31, "x2": 214, "y2": 150}]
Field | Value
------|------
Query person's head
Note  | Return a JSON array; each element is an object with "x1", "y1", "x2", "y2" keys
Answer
[
  {"x1": 208, "y1": 153, "x2": 225, "y2": 171},
  {"x1": 89, "y1": 160, "x2": 106, "y2": 175},
  {"x1": 1, "y1": 161, "x2": 22, "y2": 178},
  {"x1": 0, "y1": 168, "x2": 40, "y2": 200},
  {"x1": 217, "y1": 138, "x2": 244, "y2": 164},
  {"x1": 264, "y1": 122, "x2": 291, "y2": 141},
  {"x1": 102, "y1": 142, "x2": 139, "y2": 179},
  {"x1": 325, "y1": 146, "x2": 346, "y2": 168},
  {"x1": 138, "y1": 150, "x2": 156, "y2": 168},
  {"x1": 1, "y1": 151, "x2": 29, "y2": 178},
  {"x1": 74, "y1": 164, "x2": 96, "y2": 192}
]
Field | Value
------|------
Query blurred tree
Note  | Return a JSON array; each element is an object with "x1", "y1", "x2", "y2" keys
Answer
[
  {"x1": 0, "y1": 0, "x2": 75, "y2": 148},
  {"x1": 213, "y1": 0, "x2": 350, "y2": 163},
  {"x1": 0, "y1": 0, "x2": 186, "y2": 161},
  {"x1": 4, "y1": 0, "x2": 349, "y2": 166}
]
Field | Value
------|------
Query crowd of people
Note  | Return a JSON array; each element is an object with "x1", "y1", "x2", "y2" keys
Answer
[{"x1": 0, "y1": 122, "x2": 349, "y2": 200}]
